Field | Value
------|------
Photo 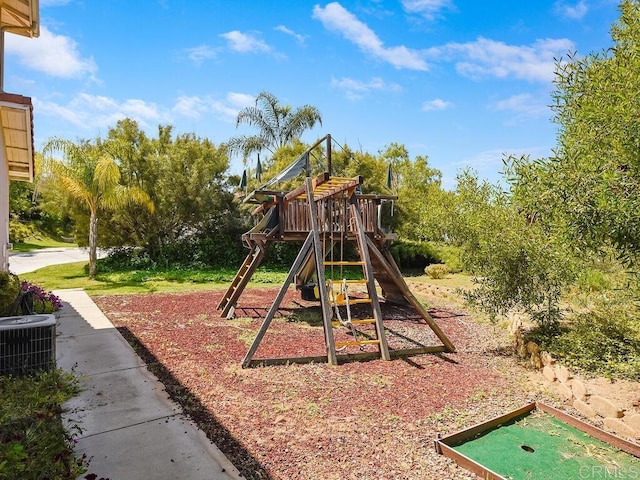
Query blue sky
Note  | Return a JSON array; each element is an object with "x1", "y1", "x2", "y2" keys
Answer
[{"x1": 4, "y1": 0, "x2": 621, "y2": 188}]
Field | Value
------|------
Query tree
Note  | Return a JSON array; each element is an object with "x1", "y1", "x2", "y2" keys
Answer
[
  {"x1": 513, "y1": 0, "x2": 640, "y2": 267},
  {"x1": 42, "y1": 138, "x2": 154, "y2": 278},
  {"x1": 101, "y1": 120, "x2": 246, "y2": 268},
  {"x1": 450, "y1": 169, "x2": 577, "y2": 329},
  {"x1": 228, "y1": 91, "x2": 322, "y2": 162}
]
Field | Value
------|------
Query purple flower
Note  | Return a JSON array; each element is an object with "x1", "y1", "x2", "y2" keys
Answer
[{"x1": 20, "y1": 281, "x2": 63, "y2": 312}]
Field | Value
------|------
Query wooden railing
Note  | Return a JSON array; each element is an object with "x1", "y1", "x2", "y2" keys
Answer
[{"x1": 281, "y1": 196, "x2": 379, "y2": 234}]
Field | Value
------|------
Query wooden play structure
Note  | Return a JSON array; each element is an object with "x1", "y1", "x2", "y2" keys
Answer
[{"x1": 217, "y1": 135, "x2": 455, "y2": 368}]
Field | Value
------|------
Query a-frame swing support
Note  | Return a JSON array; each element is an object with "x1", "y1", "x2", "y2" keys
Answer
[
  {"x1": 241, "y1": 177, "x2": 394, "y2": 367},
  {"x1": 219, "y1": 134, "x2": 455, "y2": 368}
]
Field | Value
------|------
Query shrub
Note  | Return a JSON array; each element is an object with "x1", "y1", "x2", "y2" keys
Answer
[
  {"x1": 576, "y1": 268, "x2": 611, "y2": 293},
  {"x1": 530, "y1": 298, "x2": 640, "y2": 380},
  {"x1": 425, "y1": 263, "x2": 449, "y2": 279},
  {"x1": 0, "y1": 272, "x2": 21, "y2": 316},
  {"x1": 389, "y1": 240, "x2": 439, "y2": 271},
  {"x1": 99, "y1": 246, "x2": 156, "y2": 272},
  {"x1": 9, "y1": 219, "x2": 37, "y2": 243},
  {"x1": 0, "y1": 369, "x2": 88, "y2": 479},
  {"x1": 428, "y1": 243, "x2": 464, "y2": 273}
]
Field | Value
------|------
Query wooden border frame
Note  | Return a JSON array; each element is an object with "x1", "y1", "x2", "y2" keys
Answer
[{"x1": 434, "y1": 402, "x2": 640, "y2": 480}]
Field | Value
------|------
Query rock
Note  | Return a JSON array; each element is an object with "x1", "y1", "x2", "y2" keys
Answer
[
  {"x1": 530, "y1": 353, "x2": 543, "y2": 370},
  {"x1": 543, "y1": 365, "x2": 557, "y2": 382},
  {"x1": 570, "y1": 378, "x2": 588, "y2": 401},
  {"x1": 517, "y1": 342, "x2": 528, "y2": 359},
  {"x1": 526, "y1": 341, "x2": 540, "y2": 356},
  {"x1": 574, "y1": 399, "x2": 596, "y2": 419},
  {"x1": 623, "y1": 413, "x2": 640, "y2": 437},
  {"x1": 540, "y1": 351, "x2": 555, "y2": 366},
  {"x1": 603, "y1": 417, "x2": 636, "y2": 439},
  {"x1": 589, "y1": 396, "x2": 623, "y2": 418},
  {"x1": 273, "y1": 415, "x2": 287, "y2": 424},
  {"x1": 555, "y1": 365, "x2": 572, "y2": 383},
  {"x1": 509, "y1": 316, "x2": 522, "y2": 335},
  {"x1": 557, "y1": 382, "x2": 574, "y2": 401}
]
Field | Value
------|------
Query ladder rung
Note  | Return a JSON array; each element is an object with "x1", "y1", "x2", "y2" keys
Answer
[
  {"x1": 332, "y1": 298, "x2": 371, "y2": 306},
  {"x1": 351, "y1": 318, "x2": 376, "y2": 325},
  {"x1": 331, "y1": 319, "x2": 376, "y2": 327},
  {"x1": 335, "y1": 339, "x2": 380, "y2": 348},
  {"x1": 324, "y1": 261, "x2": 364, "y2": 266}
]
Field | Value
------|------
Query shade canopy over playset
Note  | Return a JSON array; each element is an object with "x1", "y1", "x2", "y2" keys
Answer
[{"x1": 217, "y1": 134, "x2": 455, "y2": 368}]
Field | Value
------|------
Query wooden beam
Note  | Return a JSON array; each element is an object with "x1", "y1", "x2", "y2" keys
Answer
[
  {"x1": 306, "y1": 176, "x2": 338, "y2": 365},
  {"x1": 284, "y1": 172, "x2": 329, "y2": 202},
  {"x1": 245, "y1": 346, "x2": 448, "y2": 368},
  {"x1": 365, "y1": 236, "x2": 456, "y2": 353},
  {"x1": 350, "y1": 196, "x2": 390, "y2": 361},
  {"x1": 240, "y1": 232, "x2": 314, "y2": 368}
]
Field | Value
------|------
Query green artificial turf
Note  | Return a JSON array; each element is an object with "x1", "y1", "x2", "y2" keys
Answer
[{"x1": 453, "y1": 411, "x2": 640, "y2": 480}]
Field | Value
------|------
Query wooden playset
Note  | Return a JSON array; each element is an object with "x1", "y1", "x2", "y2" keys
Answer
[{"x1": 217, "y1": 135, "x2": 455, "y2": 367}]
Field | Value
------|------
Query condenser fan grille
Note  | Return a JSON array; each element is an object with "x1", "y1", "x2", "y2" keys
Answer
[{"x1": 0, "y1": 315, "x2": 56, "y2": 376}]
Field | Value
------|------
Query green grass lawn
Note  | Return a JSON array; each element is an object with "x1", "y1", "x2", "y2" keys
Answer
[
  {"x1": 10, "y1": 235, "x2": 76, "y2": 252},
  {"x1": 19, "y1": 261, "x2": 289, "y2": 295},
  {"x1": 20, "y1": 260, "x2": 474, "y2": 296}
]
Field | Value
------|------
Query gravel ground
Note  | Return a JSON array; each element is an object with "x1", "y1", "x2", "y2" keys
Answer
[{"x1": 93, "y1": 287, "x2": 557, "y2": 480}]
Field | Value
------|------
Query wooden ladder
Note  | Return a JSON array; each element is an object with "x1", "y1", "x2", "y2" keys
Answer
[
  {"x1": 321, "y1": 197, "x2": 391, "y2": 360},
  {"x1": 217, "y1": 244, "x2": 265, "y2": 318}
]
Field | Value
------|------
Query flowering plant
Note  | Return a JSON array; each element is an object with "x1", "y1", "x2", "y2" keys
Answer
[{"x1": 21, "y1": 281, "x2": 63, "y2": 313}]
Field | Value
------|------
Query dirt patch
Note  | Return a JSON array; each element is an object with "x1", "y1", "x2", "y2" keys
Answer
[{"x1": 93, "y1": 287, "x2": 557, "y2": 479}]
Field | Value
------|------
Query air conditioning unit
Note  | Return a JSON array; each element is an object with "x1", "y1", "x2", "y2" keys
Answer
[{"x1": 0, "y1": 314, "x2": 56, "y2": 376}]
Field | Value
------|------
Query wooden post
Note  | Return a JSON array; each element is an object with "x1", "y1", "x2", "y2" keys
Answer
[
  {"x1": 306, "y1": 176, "x2": 338, "y2": 365},
  {"x1": 350, "y1": 196, "x2": 391, "y2": 361},
  {"x1": 241, "y1": 232, "x2": 314, "y2": 368},
  {"x1": 365, "y1": 236, "x2": 456, "y2": 353},
  {"x1": 326, "y1": 134, "x2": 332, "y2": 176}
]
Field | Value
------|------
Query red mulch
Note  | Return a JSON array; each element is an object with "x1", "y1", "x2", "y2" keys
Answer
[{"x1": 93, "y1": 287, "x2": 532, "y2": 480}]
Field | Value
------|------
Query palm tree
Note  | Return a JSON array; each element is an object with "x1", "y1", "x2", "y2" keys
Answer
[
  {"x1": 228, "y1": 91, "x2": 322, "y2": 162},
  {"x1": 42, "y1": 138, "x2": 154, "y2": 278}
]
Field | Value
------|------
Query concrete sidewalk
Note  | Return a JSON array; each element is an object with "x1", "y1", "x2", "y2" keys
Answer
[{"x1": 54, "y1": 288, "x2": 243, "y2": 480}]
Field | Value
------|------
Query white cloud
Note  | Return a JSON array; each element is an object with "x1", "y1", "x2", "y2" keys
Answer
[
  {"x1": 427, "y1": 36, "x2": 573, "y2": 82},
  {"x1": 220, "y1": 31, "x2": 271, "y2": 54},
  {"x1": 402, "y1": 0, "x2": 453, "y2": 20},
  {"x1": 183, "y1": 45, "x2": 217, "y2": 65},
  {"x1": 454, "y1": 146, "x2": 550, "y2": 173},
  {"x1": 226, "y1": 92, "x2": 255, "y2": 109},
  {"x1": 312, "y1": 2, "x2": 428, "y2": 71},
  {"x1": 173, "y1": 92, "x2": 255, "y2": 122},
  {"x1": 422, "y1": 98, "x2": 453, "y2": 111},
  {"x1": 554, "y1": 1, "x2": 588, "y2": 20},
  {"x1": 331, "y1": 76, "x2": 401, "y2": 100},
  {"x1": 35, "y1": 93, "x2": 167, "y2": 130},
  {"x1": 5, "y1": 26, "x2": 96, "y2": 79},
  {"x1": 275, "y1": 25, "x2": 307, "y2": 45},
  {"x1": 173, "y1": 96, "x2": 207, "y2": 119},
  {"x1": 493, "y1": 93, "x2": 550, "y2": 122}
]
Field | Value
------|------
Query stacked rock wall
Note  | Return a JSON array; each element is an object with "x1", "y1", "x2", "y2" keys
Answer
[{"x1": 513, "y1": 325, "x2": 640, "y2": 442}]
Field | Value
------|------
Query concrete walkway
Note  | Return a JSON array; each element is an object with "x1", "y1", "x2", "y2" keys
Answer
[{"x1": 54, "y1": 288, "x2": 244, "y2": 480}]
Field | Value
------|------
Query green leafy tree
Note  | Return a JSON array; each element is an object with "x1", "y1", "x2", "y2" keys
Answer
[
  {"x1": 228, "y1": 91, "x2": 322, "y2": 163},
  {"x1": 42, "y1": 138, "x2": 154, "y2": 278},
  {"x1": 450, "y1": 169, "x2": 577, "y2": 329},
  {"x1": 513, "y1": 0, "x2": 640, "y2": 267},
  {"x1": 102, "y1": 120, "x2": 245, "y2": 267}
]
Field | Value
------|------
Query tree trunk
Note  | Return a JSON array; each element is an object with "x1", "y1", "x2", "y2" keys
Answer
[{"x1": 89, "y1": 210, "x2": 97, "y2": 279}]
